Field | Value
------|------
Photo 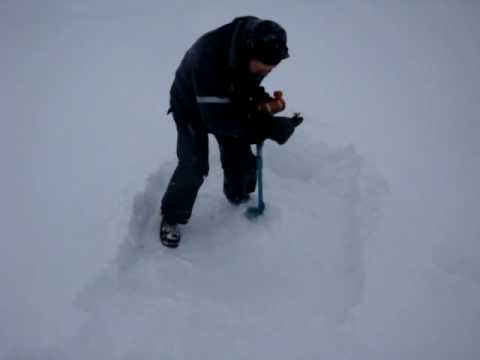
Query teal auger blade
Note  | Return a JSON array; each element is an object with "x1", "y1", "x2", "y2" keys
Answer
[{"x1": 246, "y1": 201, "x2": 265, "y2": 219}]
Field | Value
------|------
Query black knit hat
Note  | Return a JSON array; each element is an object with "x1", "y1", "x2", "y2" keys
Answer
[{"x1": 249, "y1": 20, "x2": 289, "y2": 66}]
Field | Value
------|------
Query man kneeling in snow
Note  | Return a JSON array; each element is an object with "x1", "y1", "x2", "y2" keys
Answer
[{"x1": 160, "y1": 16, "x2": 302, "y2": 248}]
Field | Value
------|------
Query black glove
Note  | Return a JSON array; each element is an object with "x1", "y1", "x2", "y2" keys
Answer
[
  {"x1": 242, "y1": 112, "x2": 303, "y2": 145},
  {"x1": 267, "y1": 113, "x2": 304, "y2": 145}
]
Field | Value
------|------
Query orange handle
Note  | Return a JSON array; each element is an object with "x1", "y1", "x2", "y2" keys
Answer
[{"x1": 258, "y1": 90, "x2": 286, "y2": 114}]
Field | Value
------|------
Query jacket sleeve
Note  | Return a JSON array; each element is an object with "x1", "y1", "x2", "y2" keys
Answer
[
  {"x1": 190, "y1": 57, "x2": 244, "y2": 137},
  {"x1": 251, "y1": 86, "x2": 274, "y2": 104},
  {"x1": 190, "y1": 55, "x2": 273, "y2": 142}
]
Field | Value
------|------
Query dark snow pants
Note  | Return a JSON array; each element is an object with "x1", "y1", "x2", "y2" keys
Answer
[{"x1": 161, "y1": 107, "x2": 257, "y2": 225}]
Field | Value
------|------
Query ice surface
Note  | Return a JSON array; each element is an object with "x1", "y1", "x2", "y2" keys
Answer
[{"x1": 50, "y1": 137, "x2": 384, "y2": 359}]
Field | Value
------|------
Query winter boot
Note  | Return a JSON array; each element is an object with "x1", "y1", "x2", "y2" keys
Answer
[{"x1": 160, "y1": 217, "x2": 181, "y2": 248}]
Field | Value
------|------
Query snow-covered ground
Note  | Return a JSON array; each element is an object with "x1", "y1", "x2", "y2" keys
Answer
[{"x1": 1, "y1": 1, "x2": 479, "y2": 359}]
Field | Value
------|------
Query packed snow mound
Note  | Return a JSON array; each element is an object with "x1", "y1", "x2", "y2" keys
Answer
[{"x1": 53, "y1": 137, "x2": 386, "y2": 360}]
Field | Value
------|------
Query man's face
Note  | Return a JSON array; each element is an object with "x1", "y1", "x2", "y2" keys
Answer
[{"x1": 248, "y1": 59, "x2": 276, "y2": 76}]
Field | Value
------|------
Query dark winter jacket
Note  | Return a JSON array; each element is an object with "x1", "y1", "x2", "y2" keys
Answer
[{"x1": 169, "y1": 16, "x2": 273, "y2": 140}]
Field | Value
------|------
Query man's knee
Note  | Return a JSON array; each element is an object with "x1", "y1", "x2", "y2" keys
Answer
[{"x1": 177, "y1": 158, "x2": 208, "y2": 185}]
